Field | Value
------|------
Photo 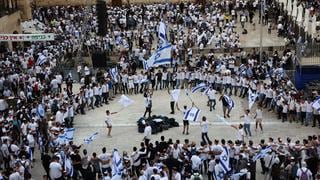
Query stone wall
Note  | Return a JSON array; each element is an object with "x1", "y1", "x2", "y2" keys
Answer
[{"x1": 0, "y1": 11, "x2": 22, "y2": 34}]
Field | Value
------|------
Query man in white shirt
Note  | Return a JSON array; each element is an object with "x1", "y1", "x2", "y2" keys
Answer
[
  {"x1": 49, "y1": 156, "x2": 63, "y2": 180},
  {"x1": 105, "y1": 110, "x2": 117, "y2": 137},
  {"x1": 200, "y1": 116, "x2": 210, "y2": 144},
  {"x1": 143, "y1": 122, "x2": 152, "y2": 145},
  {"x1": 99, "y1": 147, "x2": 112, "y2": 176},
  {"x1": 191, "y1": 152, "x2": 202, "y2": 173},
  {"x1": 207, "y1": 87, "x2": 217, "y2": 111},
  {"x1": 296, "y1": 161, "x2": 312, "y2": 180}
]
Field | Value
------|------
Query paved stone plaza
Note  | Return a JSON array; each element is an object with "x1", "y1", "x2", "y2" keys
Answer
[{"x1": 31, "y1": 87, "x2": 320, "y2": 179}]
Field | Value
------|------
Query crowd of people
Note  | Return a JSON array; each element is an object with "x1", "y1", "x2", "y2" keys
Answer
[{"x1": 0, "y1": 0, "x2": 319, "y2": 179}]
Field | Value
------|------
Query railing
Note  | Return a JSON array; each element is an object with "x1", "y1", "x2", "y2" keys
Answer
[{"x1": 296, "y1": 42, "x2": 320, "y2": 66}]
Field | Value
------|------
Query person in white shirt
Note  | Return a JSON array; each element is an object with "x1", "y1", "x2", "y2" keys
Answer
[
  {"x1": 207, "y1": 87, "x2": 217, "y2": 111},
  {"x1": 49, "y1": 156, "x2": 63, "y2": 180},
  {"x1": 191, "y1": 152, "x2": 202, "y2": 172},
  {"x1": 296, "y1": 161, "x2": 312, "y2": 180},
  {"x1": 240, "y1": 109, "x2": 252, "y2": 137},
  {"x1": 282, "y1": 102, "x2": 288, "y2": 122},
  {"x1": 143, "y1": 122, "x2": 152, "y2": 145},
  {"x1": 305, "y1": 99, "x2": 313, "y2": 126},
  {"x1": 99, "y1": 147, "x2": 112, "y2": 176},
  {"x1": 105, "y1": 110, "x2": 117, "y2": 137},
  {"x1": 200, "y1": 116, "x2": 210, "y2": 144},
  {"x1": 172, "y1": 167, "x2": 181, "y2": 180},
  {"x1": 254, "y1": 106, "x2": 263, "y2": 133}
]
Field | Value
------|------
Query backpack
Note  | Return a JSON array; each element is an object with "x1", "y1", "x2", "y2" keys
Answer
[{"x1": 300, "y1": 168, "x2": 309, "y2": 180}]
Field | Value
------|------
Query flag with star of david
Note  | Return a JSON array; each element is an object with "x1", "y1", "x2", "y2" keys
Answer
[
  {"x1": 220, "y1": 146, "x2": 231, "y2": 173},
  {"x1": 183, "y1": 107, "x2": 201, "y2": 121},
  {"x1": 248, "y1": 89, "x2": 258, "y2": 109}
]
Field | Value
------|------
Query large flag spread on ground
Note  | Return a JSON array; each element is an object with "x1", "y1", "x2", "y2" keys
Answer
[
  {"x1": 248, "y1": 89, "x2": 258, "y2": 109},
  {"x1": 83, "y1": 132, "x2": 99, "y2": 144},
  {"x1": 224, "y1": 95, "x2": 235, "y2": 109},
  {"x1": 171, "y1": 89, "x2": 181, "y2": 102},
  {"x1": 252, "y1": 146, "x2": 272, "y2": 161},
  {"x1": 112, "y1": 149, "x2": 123, "y2": 177},
  {"x1": 183, "y1": 107, "x2": 201, "y2": 121},
  {"x1": 158, "y1": 21, "x2": 167, "y2": 45},
  {"x1": 109, "y1": 67, "x2": 118, "y2": 82},
  {"x1": 220, "y1": 147, "x2": 231, "y2": 173},
  {"x1": 191, "y1": 83, "x2": 207, "y2": 93},
  {"x1": 312, "y1": 96, "x2": 320, "y2": 112},
  {"x1": 147, "y1": 44, "x2": 172, "y2": 67},
  {"x1": 118, "y1": 95, "x2": 134, "y2": 107}
]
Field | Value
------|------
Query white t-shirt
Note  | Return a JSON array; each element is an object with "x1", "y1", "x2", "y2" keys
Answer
[
  {"x1": 296, "y1": 167, "x2": 312, "y2": 180},
  {"x1": 191, "y1": 155, "x2": 202, "y2": 170},
  {"x1": 200, "y1": 121, "x2": 209, "y2": 133},
  {"x1": 105, "y1": 115, "x2": 112, "y2": 126},
  {"x1": 243, "y1": 114, "x2": 251, "y2": 124},
  {"x1": 207, "y1": 89, "x2": 216, "y2": 100},
  {"x1": 99, "y1": 153, "x2": 111, "y2": 168},
  {"x1": 256, "y1": 109, "x2": 263, "y2": 119},
  {"x1": 49, "y1": 162, "x2": 62, "y2": 179},
  {"x1": 237, "y1": 129, "x2": 244, "y2": 141}
]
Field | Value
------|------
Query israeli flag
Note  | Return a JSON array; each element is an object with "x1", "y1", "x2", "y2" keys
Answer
[
  {"x1": 183, "y1": 107, "x2": 201, "y2": 121},
  {"x1": 37, "y1": 54, "x2": 47, "y2": 65},
  {"x1": 220, "y1": 147, "x2": 231, "y2": 173},
  {"x1": 147, "y1": 44, "x2": 172, "y2": 67},
  {"x1": 191, "y1": 83, "x2": 207, "y2": 93},
  {"x1": 252, "y1": 146, "x2": 272, "y2": 161},
  {"x1": 224, "y1": 95, "x2": 234, "y2": 109},
  {"x1": 202, "y1": 87, "x2": 210, "y2": 96},
  {"x1": 312, "y1": 96, "x2": 320, "y2": 112},
  {"x1": 112, "y1": 149, "x2": 123, "y2": 177},
  {"x1": 159, "y1": 21, "x2": 168, "y2": 45},
  {"x1": 65, "y1": 128, "x2": 75, "y2": 141},
  {"x1": 84, "y1": 132, "x2": 99, "y2": 144},
  {"x1": 248, "y1": 89, "x2": 258, "y2": 109},
  {"x1": 109, "y1": 67, "x2": 118, "y2": 82},
  {"x1": 118, "y1": 95, "x2": 134, "y2": 107},
  {"x1": 64, "y1": 157, "x2": 74, "y2": 177},
  {"x1": 142, "y1": 60, "x2": 150, "y2": 70},
  {"x1": 37, "y1": 104, "x2": 45, "y2": 118},
  {"x1": 214, "y1": 163, "x2": 225, "y2": 180}
]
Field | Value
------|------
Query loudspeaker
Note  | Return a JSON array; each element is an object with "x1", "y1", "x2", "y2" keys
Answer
[
  {"x1": 92, "y1": 51, "x2": 107, "y2": 68},
  {"x1": 96, "y1": 0, "x2": 107, "y2": 36}
]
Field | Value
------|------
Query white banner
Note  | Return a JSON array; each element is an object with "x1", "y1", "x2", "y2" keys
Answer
[{"x1": 0, "y1": 33, "x2": 55, "y2": 42}]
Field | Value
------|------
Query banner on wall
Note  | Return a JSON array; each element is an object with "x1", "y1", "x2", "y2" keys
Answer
[{"x1": 0, "y1": 33, "x2": 55, "y2": 42}]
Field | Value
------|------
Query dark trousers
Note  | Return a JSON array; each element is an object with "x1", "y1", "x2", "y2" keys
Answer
[
  {"x1": 209, "y1": 99, "x2": 216, "y2": 111},
  {"x1": 170, "y1": 101, "x2": 175, "y2": 113},
  {"x1": 201, "y1": 132, "x2": 210, "y2": 144},
  {"x1": 144, "y1": 107, "x2": 151, "y2": 118}
]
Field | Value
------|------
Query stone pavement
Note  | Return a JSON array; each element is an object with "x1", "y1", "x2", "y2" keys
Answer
[{"x1": 31, "y1": 86, "x2": 320, "y2": 179}]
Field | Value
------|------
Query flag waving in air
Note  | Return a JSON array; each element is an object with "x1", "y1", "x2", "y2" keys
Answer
[
  {"x1": 147, "y1": 44, "x2": 172, "y2": 67},
  {"x1": 159, "y1": 21, "x2": 168, "y2": 45},
  {"x1": 183, "y1": 107, "x2": 201, "y2": 121},
  {"x1": 191, "y1": 83, "x2": 207, "y2": 93},
  {"x1": 248, "y1": 89, "x2": 258, "y2": 109}
]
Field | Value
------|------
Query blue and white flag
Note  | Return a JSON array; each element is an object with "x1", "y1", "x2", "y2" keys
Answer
[
  {"x1": 112, "y1": 149, "x2": 123, "y2": 177},
  {"x1": 64, "y1": 157, "x2": 74, "y2": 177},
  {"x1": 65, "y1": 128, "x2": 75, "y2": 141},
  {"x1": 159, "y1": 21, "x2": 168, "y2": 45},
  {"x1": 37, "y1": 104, "x2": 45, "y2": 118},
  {"x1": 248, "y1": 89, "x2": 258, "y2": 109},
  {"x1": 142, "y1": 60, "x2": 150, "y2": 70},
  {"x1": 183, "y1": 107, "x2": 201, "y2": 121},
  {"x1": 312, "y1": 96, "x2": 320, "y2": 112},
  {"x1": 37, "y1": 54, "x2": 47, "y2": 65},
  {"x1": 84, "y1": 132, "x2": 99, "y2": 144},
  {"x1": 220, "y1": 147, "x2": 231, "y2": 173},
  {"x1": 109, "y1": 67, "x2": 118, "y2": 82},
  {"x1": 191, "y1": 83, "x2": 207, "y2": 93},
  {"x1": 118, "y1": 95, "x2": 134, "y2": 107},
  {"x1": 252, "y1": 146, "x2": 272, "y2": 161},
  {"x1": 147, "y1": 44, "x2": 172, "y2": 67},
  {"x1": 224, "y1": 95, "x2": 234, "y2": 109},
  {"x1": 202, "y1": 87, "x2": 210, "y2": 96}
]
